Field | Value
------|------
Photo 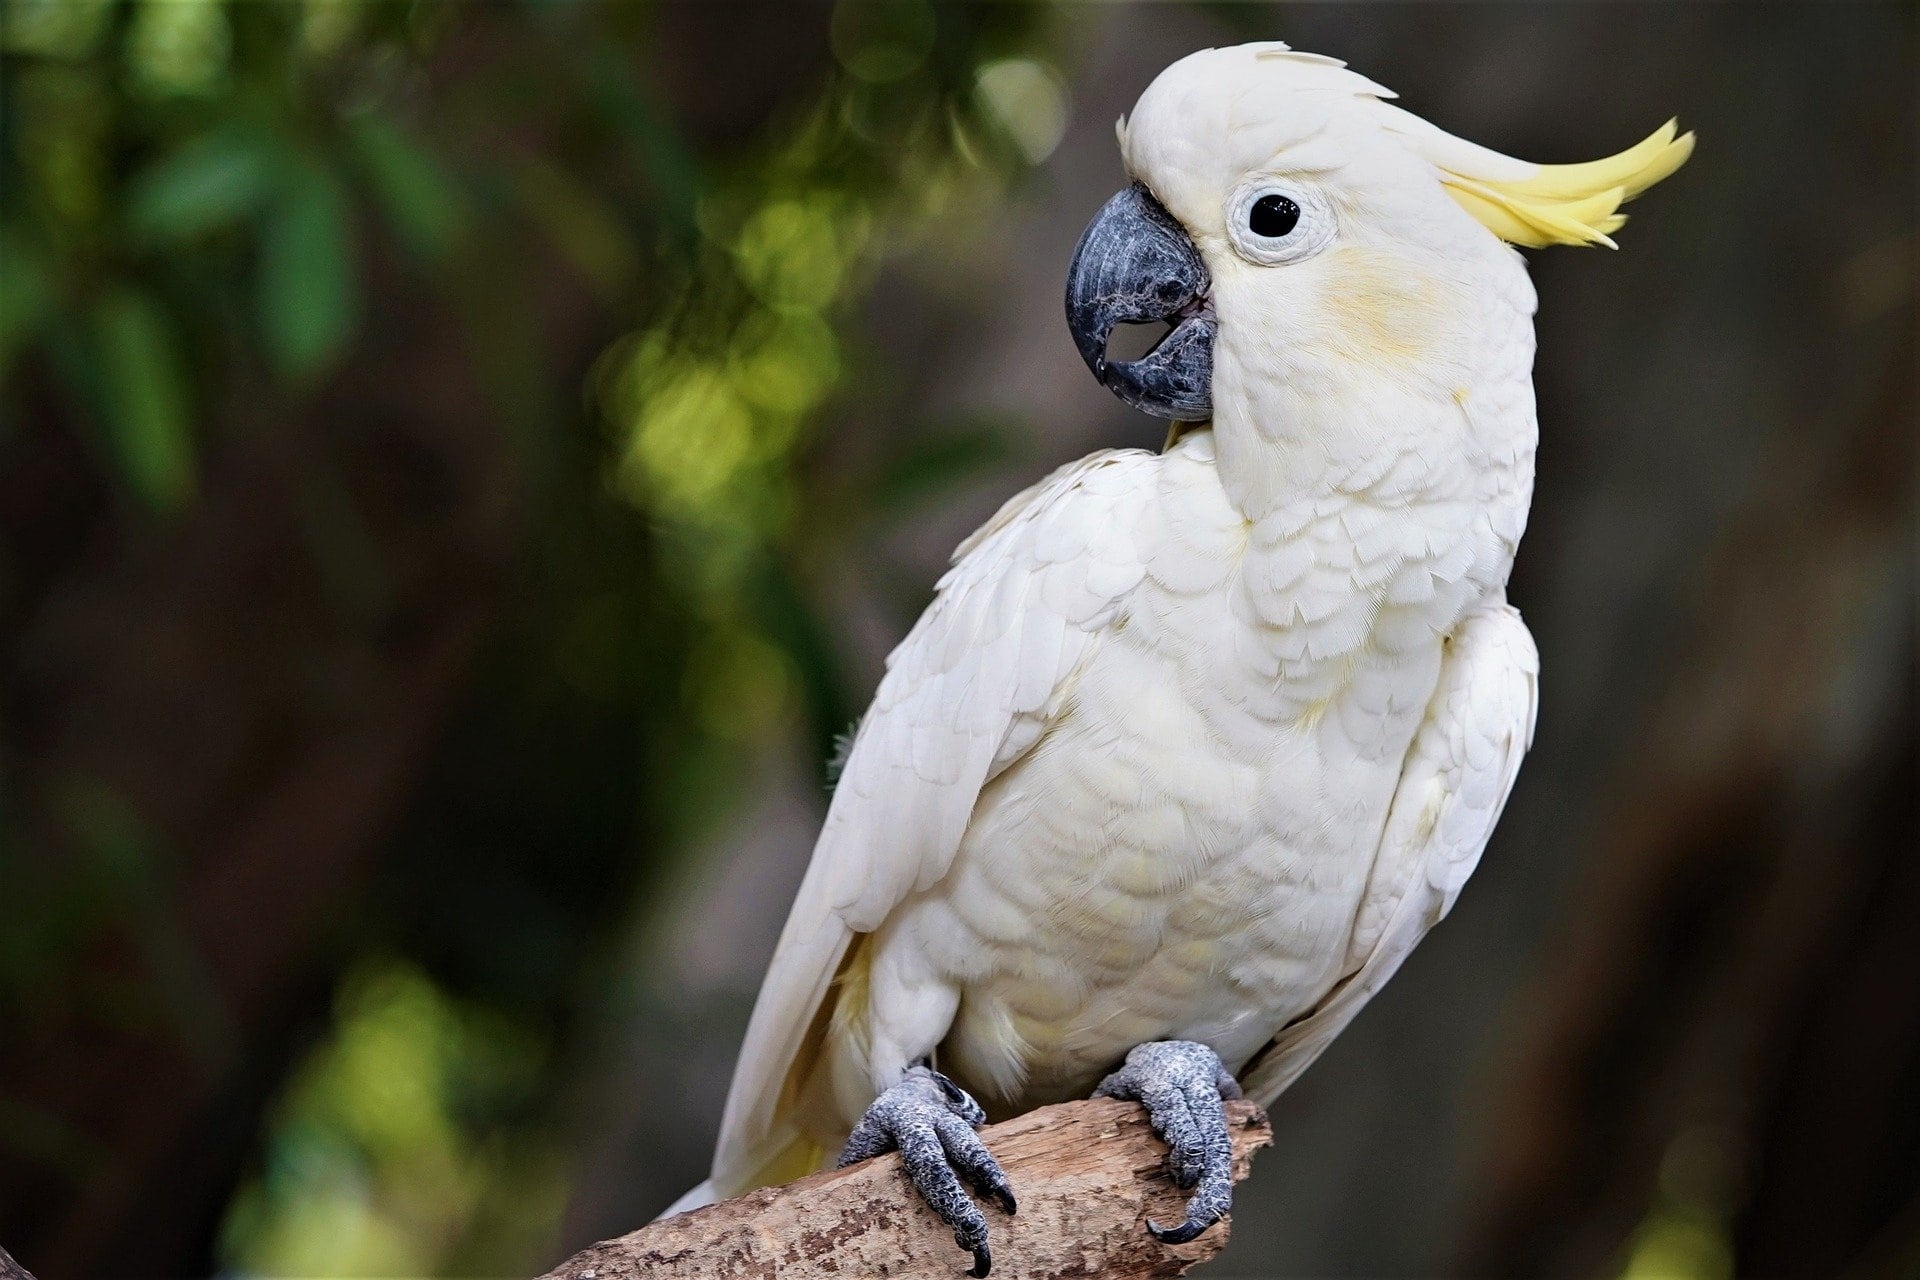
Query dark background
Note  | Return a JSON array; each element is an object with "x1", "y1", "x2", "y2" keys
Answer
[{"x1": 1, "y1": 3, "x2": 1913, "y2": 1277}]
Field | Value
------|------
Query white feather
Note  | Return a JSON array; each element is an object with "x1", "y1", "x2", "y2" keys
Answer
[
  {"x1": 1237, "y1": 602, "x2": 1537, "y2": 1104},
  {"x1": 697, "y1": 38, "x2": 1560, "y2": 1205},
  {"x1": 709, "y1": 450, "x2": 1156, "y2": 1192}
]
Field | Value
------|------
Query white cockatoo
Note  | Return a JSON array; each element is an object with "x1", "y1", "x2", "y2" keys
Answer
[{"x1": 669, "y1": 42, "x2": 1690, "y2": 1272}]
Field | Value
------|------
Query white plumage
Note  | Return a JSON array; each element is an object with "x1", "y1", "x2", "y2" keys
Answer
[{"x1": 673, "y1": 41, "x2": 1684, "y2": 1215}]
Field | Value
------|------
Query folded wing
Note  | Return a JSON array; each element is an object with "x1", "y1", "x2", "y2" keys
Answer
[
  {"x1": 709, "y1": 449, "x2": 1161, "y2": 1196},
  {"x1": 1239, "y1": 600, "x2": 1539, "y2": 1106}
]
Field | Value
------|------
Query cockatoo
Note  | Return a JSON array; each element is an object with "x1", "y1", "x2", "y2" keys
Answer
[{"x1": 669, "y1": 42, "x2": 1690, "y2": 1273}]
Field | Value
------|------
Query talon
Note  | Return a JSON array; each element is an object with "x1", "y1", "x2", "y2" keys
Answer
[
  {"x1": 1147, "y1": 1211, "x2": 1221, "y2": 1244},
  {"x1": 934, "y1": 1071, "x2": 989, "y2": 1126},
  {"x1": 838, "y1": 1066, "x2": 1011, "y2": 1277},
  {"x1": 1094, "y1": 1040, "x2": 1237, "y2": 1248}
]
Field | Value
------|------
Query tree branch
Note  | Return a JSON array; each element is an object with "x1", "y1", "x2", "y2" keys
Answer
[{"x1": 539, "y1": 1097, "x2": 1271, "y2": 1280}]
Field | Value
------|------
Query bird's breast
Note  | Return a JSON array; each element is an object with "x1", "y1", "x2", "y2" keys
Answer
[
  {"x1": 879, "y1": 446, "x2": 1511, "y2": 1112},
  {"x1": 904, "y1": 613, "x2": 1438, "y2": 1110}
]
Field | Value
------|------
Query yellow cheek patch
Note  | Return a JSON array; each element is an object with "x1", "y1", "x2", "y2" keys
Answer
[
  {"x1": 1319, "y1": 248, "x2": 1456, "y2": 365},
  {"x1": 1440, "y1": 120, "x2": 1694, "y2": 249}
]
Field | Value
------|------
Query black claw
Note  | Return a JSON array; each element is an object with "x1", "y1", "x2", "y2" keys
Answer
[
  {"x1": 935, "y1": 1072, "x2": 986, "y2": 1123},
  {"x1": 839, "y1": 1067, "x2": 1011, "y2": 1277},
  {"x1": 1093, "y1": 1040, "x2": 1237, "y2": 1248},
  {"x1": 1147, "y1": 1212, "x2": 1220, "y2": 1245},
  {"x1": 967, "y1": 1161, "x2": 1018, "y2": 1217},
  {"x1": 930, "y1": 1105, "x2": 1017, "y2": 1223}
]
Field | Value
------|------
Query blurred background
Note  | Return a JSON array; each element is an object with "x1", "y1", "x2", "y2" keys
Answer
[{"x1": 0, "y1": 2, "x2": 1912, "y2": 1277}]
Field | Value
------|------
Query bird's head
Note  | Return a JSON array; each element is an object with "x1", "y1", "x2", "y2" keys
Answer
[{"x1": 1066, "y1": 43, "x2": 1692, "y2": 424}]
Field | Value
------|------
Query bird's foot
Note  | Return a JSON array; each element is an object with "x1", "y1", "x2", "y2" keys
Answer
[
  {"x1": 837, "y1": 1065, "x2": 1016, "y2": 1277},
  {"x1": 1094, "y1": 1040, "x2": 1243, "y2": 1244}
]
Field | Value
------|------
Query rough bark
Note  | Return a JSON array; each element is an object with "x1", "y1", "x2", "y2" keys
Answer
[
  {"x1": 539, "y1": 1098, "x2": 1271, "y2": 1280},
  {"x1": 0, "y1": 1246, "x2": 37, "y2": 1280}
]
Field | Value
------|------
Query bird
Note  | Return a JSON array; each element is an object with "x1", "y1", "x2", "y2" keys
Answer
[{"x1": 665, "y1": 41, "x2": 1691, "y2": 1275}]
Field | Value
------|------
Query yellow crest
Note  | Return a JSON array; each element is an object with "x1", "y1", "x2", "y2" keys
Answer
[
  {"x1": 1386, "y1": 108, "x2": 1695, "y2": 249},
  {"x1": 1445, "y1": 121, "x2": 1694, "y2": 248}
]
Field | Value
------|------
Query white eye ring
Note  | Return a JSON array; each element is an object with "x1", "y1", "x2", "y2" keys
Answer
[{"x1": 1225, "y1": 183, "x2": 1334, "y2": 266}]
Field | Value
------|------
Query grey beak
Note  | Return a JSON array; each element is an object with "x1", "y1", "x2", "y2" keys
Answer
[{"x1": 1064, "y1": 183, "x2": 1214, "y2": 422}]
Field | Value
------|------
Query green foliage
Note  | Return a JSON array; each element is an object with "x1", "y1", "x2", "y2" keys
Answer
[
  {"x1": 0, "y1": 229, "x2": 55, "y2": 376},
  {"x1": 1, "y1": 1, "x2": 1064, "y2": 1272},
  {"x1": 256, "y1": 156, "x2": 359, "y2": 380},
  {"x1": 0, "y1": 0, "x2": 579, "y2": 490},
  {"x1": 124, "y1": 124, "x2": 276, "y2": 243},
  {"x1": 91, "y1": 287, "x2": 195, "y2": 508},
  {"x1": 345, "y1": 116, "x2": 465, "y2": 262},
  {"x1": 221, "y1": 959, "x2": 565, "y2": 1277}
]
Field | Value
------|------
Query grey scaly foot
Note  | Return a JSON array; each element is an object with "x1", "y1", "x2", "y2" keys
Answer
[
  {"x1": 1094, "y1": 1040, "x2": 1243, "y2": 1244},
  {"x1": 838, "y1": 1065, "x2": 1016, "y2": 1277}
]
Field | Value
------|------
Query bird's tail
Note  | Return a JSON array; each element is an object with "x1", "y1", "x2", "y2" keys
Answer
[
  {"x1": 658, "y1": 1128, "x2": 834, "y2": 1224},
  {"x1": 655, "y1": 1178, "x2": 720, "y2": 1221}
]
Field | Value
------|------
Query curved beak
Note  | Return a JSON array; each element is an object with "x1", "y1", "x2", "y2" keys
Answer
[{"x1": 1064, "y1": 183, "x2": 1214, "y2": 422}]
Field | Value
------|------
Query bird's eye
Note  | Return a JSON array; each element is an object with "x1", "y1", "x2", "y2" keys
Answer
[
  {"x1": 1248, "y1": 194, "x2": 1300, "y2": 239},
  {"x1": 1226, "y1": 183, "x2": 1332, "y2": 266}
]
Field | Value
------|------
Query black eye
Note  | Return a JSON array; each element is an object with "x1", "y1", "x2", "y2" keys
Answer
[{"x1": 1248, "y1": 193, "x2": 1301, "y2": 238}]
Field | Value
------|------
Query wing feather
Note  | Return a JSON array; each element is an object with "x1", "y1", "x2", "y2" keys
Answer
[
  {"x1": 708, "y1": 449, "x2": 1158, "y2": 1194},
  {"x1": 1238, "y1": 600, "x2": 1538, "y2": 1106}
]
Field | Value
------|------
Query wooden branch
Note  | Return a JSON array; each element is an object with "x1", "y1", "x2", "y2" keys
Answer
[
  {"x1": 1, "y1": 1245, "x2": 38, "y2": 1280},
  {"x1": 540, "y1": 1097, "x2": 1270, "y2": 1280}
]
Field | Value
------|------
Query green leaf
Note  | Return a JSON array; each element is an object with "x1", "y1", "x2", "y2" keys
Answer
[
  {"x1": 257, "y1": 159, "x2": 358, "y2": 380},
  {"x1": 92, "y1": 289, "x2": 195, "y2": 509},
  {"x1": 126, "y1": 126, "x2": 275, "y2": 242},
  {"x1": 346, "y1": 115, "x2": 465, "y2": 262}
]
